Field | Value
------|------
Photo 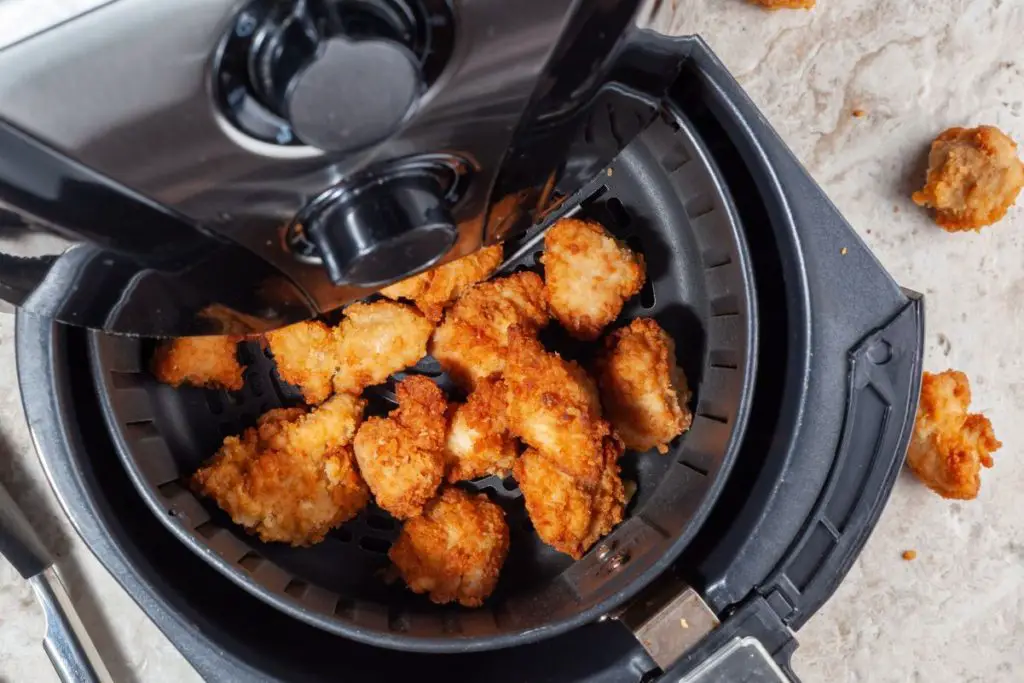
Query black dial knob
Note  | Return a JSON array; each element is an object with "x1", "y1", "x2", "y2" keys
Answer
[
  {"x1": 302, "y1": 172, "x2": 457, "y2": 286},
  {"x1": 250, "y1": 2, "x2": 422, "y2": 152}
]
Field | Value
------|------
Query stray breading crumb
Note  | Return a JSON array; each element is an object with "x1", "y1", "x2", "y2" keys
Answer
[
  {"x1": 750, "y1": 0, "x2": 815, "y2": 8},
  {"x1": 906, "y1": 370, "x2": 1001, "y2": 500},
  {"x1": 389, "y1": 487, "x2": 509, "y2": 607},
  {"x1": 841, "y1": 247, "x2": 849, "y2": 255},
  {"x1": 912, "y1": 126, "x2": 1024, "y2": 231},
  {"x1": 380, "y1": 245, "x2": 504, "y2": 321},
  {"x1": 151, "y1": 336, "x2": 245, "y2": 391},
  {"x1": 902, "y1": 550, "x2": 917, "y2": 561},
  {"x1": 852, "y1": 109, "x2": 867, "y2": 118},
  {"x1": 542, "y1": 218, "x2": 645, "y2": 341}
]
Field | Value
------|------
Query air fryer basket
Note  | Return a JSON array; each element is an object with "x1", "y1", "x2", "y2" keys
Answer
[{"x1": 88, "y1": 107, "x2": 757, "y2": 652}]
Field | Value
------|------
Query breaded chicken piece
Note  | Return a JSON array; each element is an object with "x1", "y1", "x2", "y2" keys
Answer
[
  {"x1": 430, "y1": 272, "x2": 549, "y2": 390},
  {"x1": 380, "y1": 245, "x2": 504, "y2": 322},
  {"x1": 151, "y1": 336, "x2": 245, "y2": 391},
  {"x1": 514, "y1": 437, "x2": 625, "y2": 560},
  {"x1": 445, "y1": 376, "x2": 518, "y2": 482},
  {"x1": 912, "y1": 126, "x2": 1024, "y2": 231},
  {"x1": 596, "y1": 319, "x2": 693, "y2": 453},
  {"x1": 353, "y1": 376, "x2": 448, "y2": 519},
  {"x1": 334, "y1": 301, "x2": 434, "y2": 395},
  {"x1": 389, "y1": 487, "x2": 509, "y2": 607},
  {"x1": 266, "y1": 320, "x2": 338, "y2": 404},
  {"x1": 192, "y1": 395, "x2": 369, "y2": 546},
  {"x1": 542, "y1": 218, "x2": 645, "y2": 341},
  {"x1": 504, "y1": 326, "x2": 609, "y2": 485},
  {"x1": 749, "y1": 0, "x2": 815, "y2": 9},
  {"x1": 907, "y1": 370, "x2": 1001, "y2": 500}
]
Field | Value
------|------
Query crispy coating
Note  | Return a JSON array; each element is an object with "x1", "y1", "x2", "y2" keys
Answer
[
  {"x1": 596, "y1": 318, "x2": 693, "y2": 453},
  {"x1": 151, "y1": 336, "x2": 245, "y2": 391},
  {"x1": 380, "y1": 245, "x2": 504, "y2": 321},
  {"x1": 514, "y1": 436, "x2": 625, "y2": 559},
  {"x1": 334, "y1": 301, "x2": 435, "y2": 395},
  {"x1": 353, "y1": 376, "x2": 448, "y2": 519},
  {"x1": 389, "y1": 487, "x2": 509, "y2": 607},
  {"x1": 907, "y1": 370, "x2": 1001, "y2": 500},
  {"x1": 504, "y1": 327, "x2": 609, "y2": 486},
  {"x1": 430, "y1": 272, "x2": 549, "y2": 390},
  {"x1": 445, "y1": 376, "x2": 518, "y2": 483},
  {"x1": 266, "y1": 321, "x2": 338, "y2": 404},
  {"x1": 192, "y1": 395, "x2": 369, "y2": 546},
  {"x1": 749, "y1": 0, "x2": 815, "y2": 9},
  {"x1": 912, "y1": 126, "x2": 1024, "y2": 231},
  {"x1": 542, "y1": 218, "x2": 645, "y2": 341}
]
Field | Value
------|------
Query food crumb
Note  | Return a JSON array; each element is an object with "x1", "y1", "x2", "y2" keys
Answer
[
  {"x1": 680, "y1": 618, "x2": 689, "y2": 629},
  {"x1": 852, "y1": 108, "x2": 867, "y2": 118},
  {"x1": 606, "y1": 168, "x2": 614, "y2": 177},
  {"x1": 902, "y1": 550, "x2": 917, "y2": 561},
  {"x1": 840, "y1": 247, "x2": 848, "y2": 255}
]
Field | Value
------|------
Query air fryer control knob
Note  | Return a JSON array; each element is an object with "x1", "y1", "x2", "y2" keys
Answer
[
  {"x1": 251, "y1": 4, "x2": 422, "y2": 152},
  {"x1": 302, "y1": 173, "x2": 457, "y2": 287}
]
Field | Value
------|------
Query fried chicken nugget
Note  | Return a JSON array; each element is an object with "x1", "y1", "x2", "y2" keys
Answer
[
  {"x1": 514, "y1": 437, "x2": 625, "y2": 560},
  {"x1": 596, "y1": 318, "x2": 693, "y2": 453},
  {"x1": 334, "y1": 301, "x2": 435, "y2": 395},
  {"x1": 353, "y1": 376, "x2": 448, "y2": 519},
  {"x1": 430, "y1": 272, "x2": 549, "y2": 390},
  {"x1": 151, "y1": 336, "x2": 245, "y2": 391},
  {"x1": 192, "y1": 394, "x2": 369, "y2": 546},
  {"x1": 906, "y1": 370, "x2": 1001, "y2": 500},
  {"x1": 389, "y1": 487, "x2": 509, "y2": 607},
  {"x1": 912, "y1": 126, "x2": 1024, "y2": 231},
  {"x1": 445, "y1": 376, "x2": 518, "y2": 483},
  {"x1": 266, "y1": 320, "x2": 338, "y2": 404},
  {"x1": 380, "y1": 245, "x2": 504, "y2": 321},
  {"x1": 542, "y1": 218, "x2": 645, "y2": 341},
  {"x1": 503, "y1": 326, "x2": 609, "y2": 485}
]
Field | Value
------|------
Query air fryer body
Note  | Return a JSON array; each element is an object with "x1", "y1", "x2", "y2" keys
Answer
[{"x1": 0, "y1": 0, "x2": 683, "y2": 336}]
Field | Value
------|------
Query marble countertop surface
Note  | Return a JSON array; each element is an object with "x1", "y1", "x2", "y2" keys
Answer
[{"x1": 1, "y1": 0, "x2": 1022, "y2": 681}]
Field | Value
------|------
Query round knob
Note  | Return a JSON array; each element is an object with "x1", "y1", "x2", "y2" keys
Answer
[
  {"x1": 303, "y1": 173, "x2": 457, "y2": 286},
  {"x1": 250, "y1": 4, "x2": 421, "y2": 152}
]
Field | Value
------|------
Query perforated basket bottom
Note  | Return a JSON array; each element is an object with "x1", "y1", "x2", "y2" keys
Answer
[{"x1": 91, "y1": 108, "x2": 755, "y2": 650}]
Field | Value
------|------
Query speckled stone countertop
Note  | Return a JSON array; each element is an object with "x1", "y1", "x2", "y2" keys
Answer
[{"x1": 0, "y1": 1, "x2": 1022, "y2": 681}]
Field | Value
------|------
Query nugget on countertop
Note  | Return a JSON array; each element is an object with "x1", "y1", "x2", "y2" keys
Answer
[
  {"x1": 906, "y1": 370, "x2": 1001, "y2": 500},
  {"x1": 504, "y1": 326, "x2": 610, "y2": 486},
  {"x1": 389, "y1": 487, "x2": 509, "y2": 607},
  {"x1": 596, "y1": 318, "x2": 692, "y2": 453},
  {"x1": 334, "y1": 301, "x2": 434, "y2": 395},
  {"x1": 353, "y1": 376, "x2": 448, "y2": 519},
  {"x1": 514, "y1": 436, "x2": 625, "y2": 560},
  {"x1": 912, "y1": 126, "x2": 1024, "y2": 231},
  {"x1": 542, "y1": 218, "x2": 645, "y2": 341},
  {"x1": 430, "y1": 271, "x2": 549, "y2": 390},
  {"x1": 151, "y1": 336, "x2": 245, "y2": 391},
  {"x1": 266, "y1": 320, "x2": 338, "y2": 404},
  {"x1": 380, "y1": 245, "x2": 504, "y2": 322},
  {"x1": 445, "y1": 376, "x2": 518, "y2": 483},
  {"x1": 192, "y1": 394, "x2": 369, "y2": 546}
]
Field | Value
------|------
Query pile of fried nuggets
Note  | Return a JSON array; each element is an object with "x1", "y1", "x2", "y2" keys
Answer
[{"x1": 151, "y1": 217, "x2": 693, "y2": 607}]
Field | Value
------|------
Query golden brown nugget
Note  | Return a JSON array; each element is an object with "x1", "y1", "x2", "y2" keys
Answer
[
  {"x1": 334, "y1": 301, "x2": 434, "y2": 395},
  {"x1": 504, "y1": 327, "x2": 609, "y2": 486},
  {"x1": 429, "y1": 271, "x2": 549, "y2": 390},
  {"x1": 514, "y1": 436, "x2": 625, "y2": 560},
  {"x1": 445, "y1": 376, "x2": 518, "y2": 483},
  {"x1": 353, "y1": 376, "x2": 448, "y2": 519},
  {"x1": 380, "y1": 245, "x2": 504, "y2": 322},
  {"x1": 912, "y1": 126, "x2": 1024, "y2": 231},
  {"x1": 542, "y1": 217, "x2": 645, "y2": 341},
  {"x1": 389, "y1": 487, "x2": 509, "y2": 607},
  {"x1": 151, "y1": 336, "x2": 245, "y2": 391},
  {"x1": 596, "y1": 318, "x2": 693, "y2": 453},
  {"x1": 907, "y1": 370, "x2": 1001, "y2": 500},
  {"x1": 266, "y1": 320, "x2": 338, "y2": 404},
  {"x1": 192, "y1": 395, "x2": 369, "y2": 546}
]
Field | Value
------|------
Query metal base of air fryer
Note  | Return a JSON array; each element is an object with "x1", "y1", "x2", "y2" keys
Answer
[{"x1": 18, "y1": 38, "x2": 924, "y2": 682}]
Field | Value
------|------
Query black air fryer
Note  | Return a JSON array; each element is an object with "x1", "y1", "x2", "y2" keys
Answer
[{"x1": 2, "y1": 1, "x2": 923, "y2": 681}]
